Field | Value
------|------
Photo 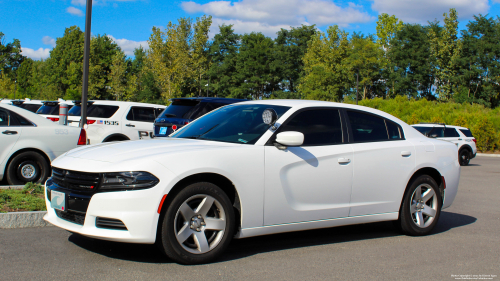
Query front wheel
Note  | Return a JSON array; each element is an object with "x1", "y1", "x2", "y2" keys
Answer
[
  {"x1": 459, "y1": 149, "x2": 470, "y2": 166},
  {"x1": 398, "y1": 175, "x2": 442, "y2": 236},
  {"x1": 159, "y1": 182, "x2": 235, "y2": 264},
  {"x1": 5, "y1": 151, "x2": 50, "y2": 185}
]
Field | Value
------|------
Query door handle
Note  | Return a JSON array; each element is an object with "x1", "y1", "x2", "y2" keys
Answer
[
  {"x1": 401, "y1": 151, "x2": 412, "y2": 157},
  {"x1": 338, "y1": 158, "x2": 351, "y2": 164},
  {"x1": 458, "y1": 138, "x2": 462, "y2": 140},
  {"x1": 125, "y1": 124, "x2": 135, "y2": 127},
  {"x1": 2, "y1": 130, "x2": 18, "y2": 135}
]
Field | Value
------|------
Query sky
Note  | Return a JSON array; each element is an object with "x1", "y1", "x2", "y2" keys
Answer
[{"x1": 1, "y1": 0, "x2": 500, "y2": 60}]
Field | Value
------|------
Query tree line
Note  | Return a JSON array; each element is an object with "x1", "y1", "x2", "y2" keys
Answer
[{"x1": 1, "y1": 9, "x2": 500, "y2": 108}]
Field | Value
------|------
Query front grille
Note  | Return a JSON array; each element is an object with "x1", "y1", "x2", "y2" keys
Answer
[
  {"x1": 52, "y1": 167, "x2": 100, "y2": 192},
  {"x1": 56, "y1": 210, "x2": 85, "y2": 225},
  {"x1": 96, "y1": 217, "x2": 128, "y2": 230}
]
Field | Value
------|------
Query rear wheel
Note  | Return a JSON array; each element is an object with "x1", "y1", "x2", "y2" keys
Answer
[
  {"x1": 158, "y1": 182, "x2": 235, "y2": 264},
  {"x1": 459, "y1": 149, "x2": 470, "y2": 166},
  {"x1": 398, "y1": 175, "x2": 442, "y2": 236},
  {"x1": 6, "y1": 151, "x2": 50, "y2": 185}
]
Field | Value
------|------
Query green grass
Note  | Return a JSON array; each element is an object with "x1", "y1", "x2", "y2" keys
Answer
[{"x1": 0, "y1": 183, "x2": 46, "y2": 213}]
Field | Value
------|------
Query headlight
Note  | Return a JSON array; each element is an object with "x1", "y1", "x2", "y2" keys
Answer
[{"x1": 100, "y1": 172, "x2": 159, "y2": 191}]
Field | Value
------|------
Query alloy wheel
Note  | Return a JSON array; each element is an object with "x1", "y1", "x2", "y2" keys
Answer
[
  {"x1": 174, "y1": 195, "x2": 226, "y2": 254},
  {"x1": 410, "y1": 184, "x2": 438, "y2": 228}
]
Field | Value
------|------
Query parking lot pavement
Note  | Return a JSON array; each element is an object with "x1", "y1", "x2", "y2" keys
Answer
[{"x1": 1, "y1": 158, "x2": 499, "y2": 281}]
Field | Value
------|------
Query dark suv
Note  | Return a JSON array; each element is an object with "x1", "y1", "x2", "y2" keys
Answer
[{"x1": 154, "y1": 98, "x2": 247, "y2": 137}]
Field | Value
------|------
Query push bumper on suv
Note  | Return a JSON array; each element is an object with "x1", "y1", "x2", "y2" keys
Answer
[{"x1": 43, "y1": 168, "x2": 162, "y2": 244}]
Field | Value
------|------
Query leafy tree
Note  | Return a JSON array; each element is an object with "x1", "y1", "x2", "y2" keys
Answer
[
  {"x1": 299, "y1": 25, "x2": 350, "y2": 101},
  {"x1": 347, "y1": 33, "x2": 384, "y2": 100},
  {"x1": 109, "y1": 52, "x2": 127, "y2": 100},
  {"x1": 207, "y1": 24, "x2": 240, "y2": 98},
  {"x1": 388, "y1": 24, "x2": 434, "y2": 97},
  {"x1": 271, "y1": 25, "x2": 317, "y2": 96},
  {"x1": 88, "y1": 34, "x2": 123, "y2": 99},
  {"x1": 376, "y1": 13, "x2": 404, "y2": 97},
  {"x1": 233, "y1": 32, "x2": 275, "y2": 99},
  {"x1": 45, "y1": 26, "x2": 85, "y2": 96},
  {"x1": 191, "y1": 15, "x2": 212, "y2": 97},
  {"x1": 429, "y1": 8, "x2": 462, "y2": 100},
  {"x1": 0, "y1": 32, "x2": 24, "y2": 79},
  {"x1": 456, "y1": 15, "x2": 500, "y2": 107}
]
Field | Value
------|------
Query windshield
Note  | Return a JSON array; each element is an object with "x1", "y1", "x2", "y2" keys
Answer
[
  {"x1": 170, "y1": 104, "x2": 290, "y2": 144},
  {"x1": 68, "y1": 105, "x2": 82, "y2": 116}
]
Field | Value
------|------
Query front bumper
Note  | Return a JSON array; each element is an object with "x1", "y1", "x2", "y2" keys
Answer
[{"x1": 44, "y1": 180, "x2": 162, "y2": 244}]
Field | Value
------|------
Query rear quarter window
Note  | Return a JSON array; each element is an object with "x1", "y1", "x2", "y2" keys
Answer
[
  {"x1": 459, "y1": 129, "x2": 474, "y2": 137},
  {"x1": 87, "y1": 105, "x2": 119, "y2": 118}
]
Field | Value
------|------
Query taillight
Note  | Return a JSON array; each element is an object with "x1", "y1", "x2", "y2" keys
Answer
[
  {"x1": 172, "y1": 125, "x2": 177, "y2": 130},
  {"x1": 184, "y1": 121, "x2": 189, "y2": 125},
  {"x1": 77, "y1": 129, "x2": 87, "y2": 145},
  {"x1": 47, "y1": 117, "x2": 59, "y2": 122},
  {"x1": 472, "y1": 138, "x2": 477, "y2": 143},
  {"x1": 87, "y1": 120, "x2": 96, "y2": 125}
]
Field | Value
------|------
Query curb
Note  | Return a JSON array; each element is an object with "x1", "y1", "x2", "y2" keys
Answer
[
  {"x1": 0, "y1": 185, "x2": 24, "y2": 190},
  {"x1": 476, "y1": 153, "x2": 500, "y2": 158},
  {"x1": 0, "y1": 211, "x2": 52, "y2": 229}
]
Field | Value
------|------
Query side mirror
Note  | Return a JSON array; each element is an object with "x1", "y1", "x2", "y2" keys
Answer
[{"x1": 275, "y1": 131, "x2": 304, "y2": 147}]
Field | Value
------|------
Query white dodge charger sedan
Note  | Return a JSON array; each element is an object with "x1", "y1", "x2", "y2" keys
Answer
[
  {"x1": 0, "y1": 104, "x2": 86, "y2": 185},
  {"x1": 44, "y1": 100, "x2": 460, "y2": 264}
]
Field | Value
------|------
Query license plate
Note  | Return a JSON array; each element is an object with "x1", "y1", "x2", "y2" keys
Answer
[
  {"x1": 159, "y1": 127, "x2": 167, "y2": 135},
  {"x1": 51, "y1": 190, "x2": 66, "y2": 211}
]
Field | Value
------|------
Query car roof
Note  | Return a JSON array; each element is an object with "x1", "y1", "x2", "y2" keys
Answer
[
  {"x1": 0, "y1": 104, "x2": 66, "y2": 127},
  {"x1": 170, "y1": 97, "x2": 248, "y2": 103},
  {"x1": 88, "y1": 100, "x2": 166, "y2": 107},
  {"x1": 410, "y1": 124, "x2": 469, "y2": 130}
]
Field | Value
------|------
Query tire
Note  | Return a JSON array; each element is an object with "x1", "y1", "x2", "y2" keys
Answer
[
  {"x1": 398, "y1": 175, "x2": 442, "y2": 236},
  {"x1": 5, "y1": 151, "x2": 50, "y2": 185},
  {"x1": 459, "y1": 149, "x2": 470, "y2": 166},
  {"x1": 158, "y1": 182, "x2": 235, "y2": 264}
]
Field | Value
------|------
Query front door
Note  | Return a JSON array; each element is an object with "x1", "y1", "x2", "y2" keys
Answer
[
  {"x1": 264, "y1": 108, "x2": 353, "y2": 226},
  {"x1": 0, "y1": 108, "x2": 22, "y2": 169}
]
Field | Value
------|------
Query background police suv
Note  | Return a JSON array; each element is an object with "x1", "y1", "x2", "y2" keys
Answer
[
  {"x1": 67, "y1": 101, "x2": 166, "y2": 144},
  {"x1": 411, "y1": 123, "x2": 477, "y2": 166}
]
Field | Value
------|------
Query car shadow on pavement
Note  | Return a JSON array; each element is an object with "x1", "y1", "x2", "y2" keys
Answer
[
  {"x1": 67, "y1": 211, "x2": 476, "y2": 265},
  {"x1": 466, "y1": 164, "x2": 481, "y2": 167}
]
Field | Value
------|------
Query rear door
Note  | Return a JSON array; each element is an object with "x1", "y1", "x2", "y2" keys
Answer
[
  {"x1": 123, "y1": 106, "x2": 156, "y2": 140},
  {"x1": 0, "y1": 108, "x2": 22, "y2": 170},
  {"x1": 443, "y1": 127, "x2": 461, "y2": 144},
  {"x1": 346, "y1": 110, "x2": 416, "y2": 216}
]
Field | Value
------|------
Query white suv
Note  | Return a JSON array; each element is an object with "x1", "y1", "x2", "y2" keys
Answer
[
  {"x1": 66, "y1": 101, "x2": 166, "y2": 144},
  {"x1": 411, "y1": 123, "x2": 477, "y2": 166}
]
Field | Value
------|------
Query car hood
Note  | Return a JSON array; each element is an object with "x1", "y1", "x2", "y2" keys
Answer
[{"x1": 63, "y1": 138, "x2": 239, "y2": 163}]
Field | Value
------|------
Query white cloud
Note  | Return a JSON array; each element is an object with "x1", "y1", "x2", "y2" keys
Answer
[
  {"x1": 107, "y1": 35, "x2": 148, "y2": 56},
  {"x1": 182, "y1": 0, "x2": 373, "y2": 37},
  {"x1": 42, "y1": 36, "x2": 56, "y2": 47},
  {"x1": 371, "y1": 0, "x2": 489, "y2": 23},
  {"x1": 21, "y1": 48, "x2": 51, "y2": 60},
  {"x1": 66, "y1": 6, "x2": 84, "y2": 16}
]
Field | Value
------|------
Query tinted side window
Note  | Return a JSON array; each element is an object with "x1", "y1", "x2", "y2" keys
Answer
[
  {"x1": 444, "y1": 128, "x2": 460, "y2": 137},
  {"x1": 11, "y1": 112, "x2": 34, "y2": 126},
  {"x1": 413, "y1": 126, "x2": 433, "y2": 136},
  {"x1": 21, "y1": 104, "x2": 42, "y2": 113},
  {"x1": 429, "y1": 127, "x2": 444, "y2": 138},
  {"x1": 87, "y1": 105, "x2": 119, "y2": 118},
  {"x1": 278, "y1": 109, "x2": 343, "y2": 146},
  {"x1": 460, "y1": 129, "x2": 474, "y2": 137},
  {"x1": 386, "y1": 120, "x2": 403, "y2": 140},
  {"x1": 126, "y1": 107, "x2": 155, "y2": 122},
  {"x1": 37, "y1": 104, "x2": 59, "y2": 115},
  {"x1": 347, "y1": 111, "x2": 388, "y2": 142},
  {"x1": 0, "y1": 109, "x2": 10, "y2": 126}
]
